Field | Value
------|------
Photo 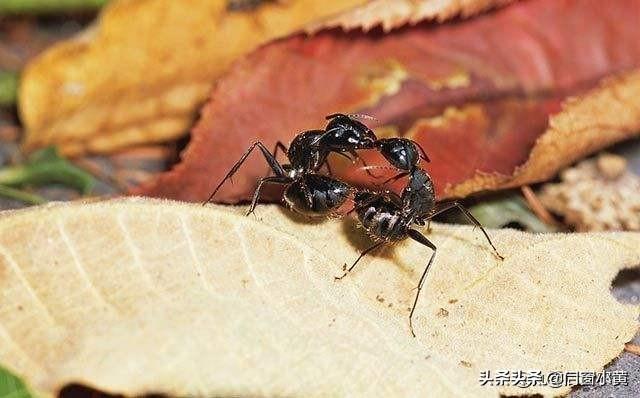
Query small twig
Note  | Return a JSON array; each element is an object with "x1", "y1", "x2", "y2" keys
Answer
[
  {"x1": 624, "y1": 343, "x2": 640, "y2": 356},
  {"x1": 521, "y1": 185, "x2": 559, "y2": 226}
]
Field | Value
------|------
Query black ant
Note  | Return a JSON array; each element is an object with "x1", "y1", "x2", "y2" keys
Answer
[
  {"x1": 203, "y1": 114, "x2": 378, "y2": 216},
  {"x1": 337, "y1": 168, "x2": 504, "y2": 337},
  {"x1": 203, "y1": 131, "x2": 350, "y2": 216}
]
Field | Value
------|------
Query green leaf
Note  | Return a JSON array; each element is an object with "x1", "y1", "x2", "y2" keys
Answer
[
  {"x1": 0, "y1": 147, "x2": 95, "y2": 194},
  {"x1": 0, "y1": 0, "x2": 109, "y2": 15},
  {"x1": 448, "y1": 194, "x2": 555, "y2": 233},
  {"x1": 0, "y1": 366, "x2": 33, "y2": 398},
  {"x1": 0, "y1": 71, "x2": 18, "y2": 107}
]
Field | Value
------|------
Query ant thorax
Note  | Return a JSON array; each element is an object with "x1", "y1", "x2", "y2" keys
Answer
[
  {"x1": 401, "y1": 169, "x2": 436, "y2": 217},
  {"x1": 282, "y1": 164, "x2": 303, "y2": 179}
]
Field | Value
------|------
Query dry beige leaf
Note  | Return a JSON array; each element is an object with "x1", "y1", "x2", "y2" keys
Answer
[
  {"x1": 18, "y1": 0, "x2": 368, "y2": 156},
  {"x1": 306, "y1": 0, "x2": 516, "y2": 32},
  {"x1": 0, "y1": 198, "x2": 638, "y2": 397},
  {"x1": 539, "y1": 154, "x2": 640, "y2": 231}
]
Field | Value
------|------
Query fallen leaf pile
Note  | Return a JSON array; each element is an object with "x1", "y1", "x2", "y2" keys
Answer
[
  {"x1": 0, "y1": 198, "x2": 638, "y2": 397},
  {"x1": 540, "y1": 153, "x2": 640, "y2": 231},
  {"x1": 137, "y1": 0, "x2": 640, "y2": 203},
  {"x1": 17, "y1": 0, "x2": 516, "y2": 157}
]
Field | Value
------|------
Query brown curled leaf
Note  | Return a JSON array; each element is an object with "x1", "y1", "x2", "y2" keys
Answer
[
  {"x1": 136, "y1": 0, "x2": 640, "y2": 203},
  {"x1": 18, "y1": 0, "x2": 370, "y2": 156},
  {"x1": 0, "y1": 198, "x2": 638, "y2": 397},
  {"x1": 441, "y1": 71, "x2": 640, "y2": 198}
]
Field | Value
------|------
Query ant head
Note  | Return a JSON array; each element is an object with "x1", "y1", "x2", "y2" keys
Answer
[
  {"x1": 323, "y1": 113, "x2": 377, "y2": 150},
  {"x1": 375, "y1": 138, "x2": 420, "y2": 172}
]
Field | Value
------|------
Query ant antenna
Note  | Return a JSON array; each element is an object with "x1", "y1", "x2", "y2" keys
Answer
[
  {"x1": 348, "y1": 113, "x2": 379, "y2": 122},
  {"x1": 325, "y1": 113, "x2": 379, "y2": 123},
  {"x1": 414, "y1": 141, "x2": 431, "y2": 163},
  {"x1": 356, "y1": 165, "x2": 402, "y2": 181},
  {"x1": 358, "y1": 165, "x2": 397, "y2": 172}
]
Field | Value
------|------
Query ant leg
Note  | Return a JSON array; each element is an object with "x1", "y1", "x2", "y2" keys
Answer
[
  {"x1": 246, "y1": 176, "x2": 290, "y2": 216},
  {"x1": 272, "y1": 141, "x2": 288, "y2": 160},
  {"x1": 264, "y1": 141, "x2": 289, "y2": 177},
  {"x1": 430, "y1": 201, "x2": 504, "y2": 260},
  {"x1": 414, "y1": 141, "x2": 431, "y2": 163},
  {"x1": 324, "y1": 152, "x2": 354, "y2": 176},
  {"x1": 357, "y1": 165, "x2": 400, "y2": 185},
  {"x1": 203, "y1": 141, "x2": 286, "y2": 205},
  {"x1": 335, "y1": 241, "x2": 385, "y2": 280},
  {"x1": 324, "y1": 160, "x2": 334, "y2": 176},
  {"x1": 381, "y1": 171, "x2": 409, "y2": 186},
  {"x1": 347, "y1": 150, "x2": 378, "y2": 178},
  {"x1": 335, "y1": 151, "x2": 355, "y2": 162},
  {"x1": 407, "y1": 229, "x2": 437, "y2": 338}
]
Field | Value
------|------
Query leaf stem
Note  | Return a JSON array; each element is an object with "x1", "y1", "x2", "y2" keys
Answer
[
  {"x1": 0, "y1": 0, "x2": 109, "y2": 14},
  {"x1": 0, "y1": 185, "x2": 46, "y2": 205},
  {"x1": 0, "y1": 147, "x2": 95, "y2": 194}
]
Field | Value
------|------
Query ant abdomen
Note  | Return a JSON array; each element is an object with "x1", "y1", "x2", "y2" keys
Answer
[
  {"x1": 354, "y1": 191, "x2": 409, "y2": 242},
  {"x1": 284, "y1": 174, "x2": 352, "y2": 217}
]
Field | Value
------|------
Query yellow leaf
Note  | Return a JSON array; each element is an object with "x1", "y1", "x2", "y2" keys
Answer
[
  {"x1": 18, "y1": 0, "x2": 368, "y2": 156},
  {"x1": 0, "y1": 198, "x2": 637, "y2": 397}
]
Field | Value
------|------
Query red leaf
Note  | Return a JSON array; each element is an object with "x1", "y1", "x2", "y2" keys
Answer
[{"x1": 135, "y1": 0, "x2": 640, "y2": 203}]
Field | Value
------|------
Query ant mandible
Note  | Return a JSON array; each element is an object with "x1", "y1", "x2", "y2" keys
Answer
[
  {"x1": 337, "y1": 168, "x2": 504, "y2": 337},
  {"x1": 318, "y1": 114, "x2": 432, "y2": 185}
]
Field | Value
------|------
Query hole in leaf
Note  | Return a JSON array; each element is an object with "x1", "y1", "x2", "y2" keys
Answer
[
  {"x1": 502, "y1": 221, "x2": 527, "y2": 231},
  {"x1": 610, "y1": 266, "x2": 640, "y2": 305},
  {"x1": 58, "y1": 384, "x2": 166, "y2": 398}
]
